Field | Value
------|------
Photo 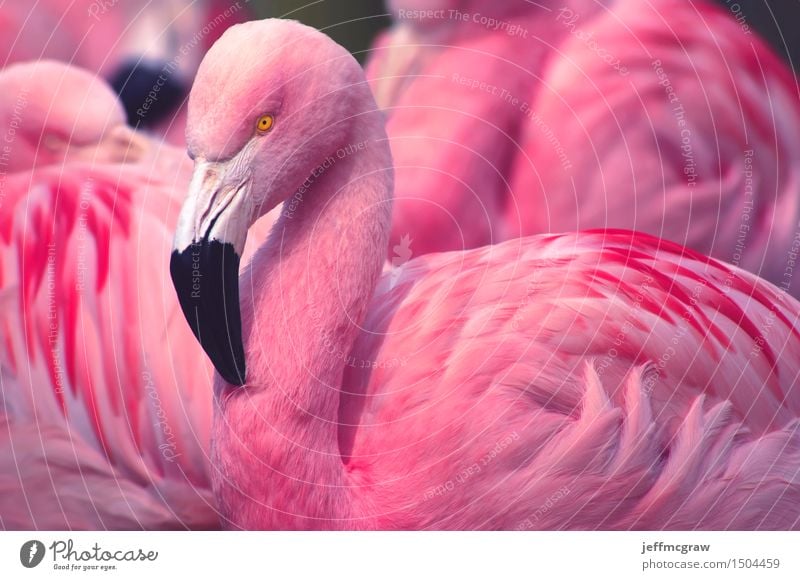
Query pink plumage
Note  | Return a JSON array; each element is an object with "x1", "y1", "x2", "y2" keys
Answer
[
  {"x1": 0, "y1": 170, "x2": 218, "y2": 529},
  {"x1": 0, "y1": 62, "x2": 217, "y2": 529},
  {"x1": 169, "y1": 19, "x2": 800, "y2": 530},
  {"x1": 366, "y1": 0, "x2": 800, "y2": 296},
  {"x1": 0, "y1": 58, "x2": 282, "y2": 530}
]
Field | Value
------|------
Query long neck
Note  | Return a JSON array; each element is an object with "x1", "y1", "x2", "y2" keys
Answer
[{"x1": 211, "y1": 113, "x2": 392, "y2": 530}]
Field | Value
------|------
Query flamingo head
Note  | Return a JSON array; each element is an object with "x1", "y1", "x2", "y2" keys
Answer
[
  {"x1": 0, "y1": 61, "x2": 147, "y2": 171},
  {"x1": 170, "y1": 18, "x2": 378, "y2": 386}
]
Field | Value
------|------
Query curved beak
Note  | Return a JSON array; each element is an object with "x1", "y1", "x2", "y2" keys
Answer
[{"x1": 170, "y1": 159, "x2": 253, "y2": 386}]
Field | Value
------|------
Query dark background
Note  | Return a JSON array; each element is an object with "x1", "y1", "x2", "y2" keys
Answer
[
  {"x1": 246, "y1": 0, "x2": 800, "y2": 68},
  {"x1": 727, "y1": 0, "x2": 800, "y2": 69}
]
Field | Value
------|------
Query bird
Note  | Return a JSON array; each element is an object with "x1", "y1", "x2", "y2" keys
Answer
[
  {"x1": 0, "y1": 61, "x2": 220, "y2": 530},
  {"x1": 0, "y1": 58, "x2": 281, "y2": 530},
  {"x1": 0, "y1": 61, "x2": 152, "y2": 174},
  {"x1": 170, "y1": 18, "x2": 800, "y2": 531},
  {"x1": 366, "y1": 0, "x2": 800, "y2": 297},
  {"x1": 0, "y1": 0, "x2": 252, "y2": 144},
  {"x1": 366, "y1": 0, "x2": 544, "y2": 255}
]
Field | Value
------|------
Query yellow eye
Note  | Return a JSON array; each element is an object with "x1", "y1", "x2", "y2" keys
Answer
[{"x1": 256, "y1": 114, "x2": 274, "y2": 133}]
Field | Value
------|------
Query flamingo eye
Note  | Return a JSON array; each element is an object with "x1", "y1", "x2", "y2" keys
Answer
[{"x1": 256, "y1": 114, "x2": 274, "y2": 134}]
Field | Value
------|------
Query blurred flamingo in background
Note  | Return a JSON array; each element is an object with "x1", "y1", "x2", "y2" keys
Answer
[
  {"x1": 0, "y1": 61, "x2": 219, "y2": 529},
  {"x1": 0, "y1": 57, "x2": 280, "y2": 530},
  {"x1": 170, "y1": 20, "x2": 800, "y2": 530},
  {"x1": 0, "y1": 0, "x2": 252, "y2": 144},
  {"x1": 367, "y1": 0, "x2": 549, "y2": 254},
  {"x1": 367, "y1": 0, "x2": 800, "y2": 296},
  {"x1": 0, "y1": 62, "x2": 143, "y2": 173}
]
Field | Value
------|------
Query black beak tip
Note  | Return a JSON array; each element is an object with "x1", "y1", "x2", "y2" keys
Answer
[
  {"x1": 170, "y1": 242, "x2": 246, "y2": 387},
  {"x1": 219, "y1": 365, "x2": 247, "y2": 388}
]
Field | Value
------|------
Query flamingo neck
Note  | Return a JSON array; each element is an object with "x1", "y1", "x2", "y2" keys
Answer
[{"x1": 211, "y1": 112, "x2": 392, "y2": 529}]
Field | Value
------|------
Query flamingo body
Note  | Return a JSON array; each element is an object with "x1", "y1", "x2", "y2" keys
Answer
[
  {"x1": 508, "y1": 0, "x2": 800, "y2": 295},
  {"x1": 366, "y1": 0, "x2": 800, "y2": 296},
  {"x1": 231, "y1": 228, "x2": 800, "y2": 530},
  {"x1": 339, "y1": 231, "x2": 800, "y2": 530},
  {"x1": 0, "y1": 161, "x2": 218, "y2": 529},
  {"x1": 0, "y1": 62, "x2": 220, "y2": 529},
  {"x1": 0, "y1": 59, "x2": 282, "y2": 530}
]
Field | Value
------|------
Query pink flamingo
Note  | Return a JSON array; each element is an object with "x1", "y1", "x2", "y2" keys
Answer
[
  {"x1": 0, "y1": 61, "x2": 151, "y2": 173},
  {"x1": 366, "y1": 0, "x2": 800, "y2": 296},
  {"x1": 367, "y1": 0, "x2": 546, "y2": 255},
  {"x1": 0, "y1": 61, "x2": 218, "y2": 529},
  {"x1": 0, "y1": 59, "x2": 280, "y2": 530},
  {"x1": 0, "y1": 0, "x2": 251, "y2": 144},
  {"x1": 170, "y1": 19, "x2": 800, "y2": 530}
]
